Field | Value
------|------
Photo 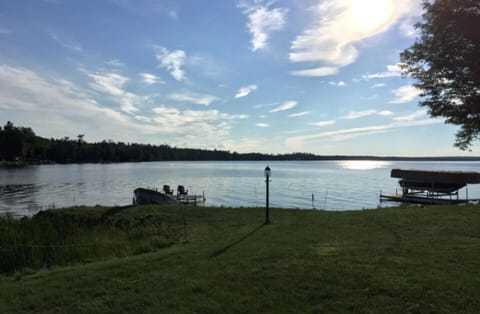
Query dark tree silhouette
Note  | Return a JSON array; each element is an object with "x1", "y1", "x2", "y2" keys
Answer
[{"x1": 400, "y1": 0, "x2": 480, "y2": 150}]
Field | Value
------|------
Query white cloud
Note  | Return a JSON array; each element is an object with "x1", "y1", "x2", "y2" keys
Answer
[
  {"x1": 329, "y1": 81, "x2": 346, "y2": 87},
  {"x1": 371, "y1": 83, "x2": 385, "y2": 88},
  {"x1": 309, "y1": 120, "x2": 336, "y2": 127},
  {"x1": 286, "y1": 118, "x2": 443, "y2": 149},
  {"x1": 155, "y1": 47, "x2": 186, "y2": 81},
  {"x1": 270, "y1": 101, "x2": 297, "y2": 112},
  {"x1": 140, "y1": 73, "x2": 160, "y2": 85},
  {"x1": 342, "y1": 110, "x2": 378, "y2": 120},
  {"x1": 240, "y1": 1, "x2": 287, "y2": 51},
  {"x1": 221, "y1": 137, "x2": 270, "y2": 153},
  {"x1": 290, "y1": 0, "x2": 420, "y2": 76},
  {"x1": 256, "y1": 123, "x2": 269, "y2": 128},
  {"x1": 88, "y1": 72, "x2": 128, "y2": 96},
  {"x1": 235, "y1": 85, "x2": 258, "y2": 98},
  {"x1": 362, "y1": 64, "x2": 402, "y2": 80},
  {"x1": 378, "y1": 110, "x2": 395, "y2": 116},
  {"x1": 88, "y1": 71, "x2": 141, "y2": 113},
  {"x1": 399, "y1": 18, "x2": 420, "y2": 38},
  {"x1": 168, "y1": 91, "x2": 218, "y2": 106},
  {"x1": 149, "y1": 105, "x2": 247, "y2": 145},
  {"x1": 289, "y1": 111, "x2": 310, "y2": 118},
  {"x1": 0, "y1": 64, "x2": 156, "y2": 140},
  {"x1": 389, "y1": 84, "x2": 421, "y2": 104},
  {"x1": 152, "y1": 106, "x2": 246, "y2": 126},
  {"x1": 106, "y1": 59, "x2": 124, "y2": 67},
  {"x1": 291, "y1": 67, "x2": 339, "y2": 77},
  {"x1": 342, "y1": 109, "x2": 395, "y2": 120},
  {"x1": 393, "y1": 109, "x2": 428, "y2": 121},
  {"x1": 0, "y1": 64, "x2": 248, "y2": 148}
]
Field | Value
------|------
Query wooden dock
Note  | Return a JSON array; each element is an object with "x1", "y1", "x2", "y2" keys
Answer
[{"x1": 379, "y1": 193, "x2": 475, "y2": 205}]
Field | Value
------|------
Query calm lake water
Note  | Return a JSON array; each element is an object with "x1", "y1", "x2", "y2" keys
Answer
[{"x1": 1, "y1": 160, "x2": 480, "y2": 216}]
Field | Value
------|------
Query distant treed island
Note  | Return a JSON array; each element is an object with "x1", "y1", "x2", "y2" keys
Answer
[{"x1": 1, "y1": 121, "x2": 479, "y2": 164}]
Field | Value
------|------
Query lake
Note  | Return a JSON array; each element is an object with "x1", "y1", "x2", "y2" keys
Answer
[{"x1": 1, "y1": 160, "x2": 480, "y2": 216}]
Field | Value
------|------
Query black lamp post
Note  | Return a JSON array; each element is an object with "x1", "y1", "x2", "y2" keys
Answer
[{"x1": 264, "y1": 166, "x2": 271, "y2": 224}]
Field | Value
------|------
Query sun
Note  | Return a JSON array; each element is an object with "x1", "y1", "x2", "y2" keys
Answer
[{"x1": 348, "y1": 0, "x2": 394, "y2": 34}]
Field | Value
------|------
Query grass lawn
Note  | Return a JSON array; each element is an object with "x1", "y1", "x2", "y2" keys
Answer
[{"x1": 1, "y1": 204, "x2": 480, "y2": 313}]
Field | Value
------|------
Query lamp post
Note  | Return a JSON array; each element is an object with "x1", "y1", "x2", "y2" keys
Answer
[{"x1": 264, "y1": 166, "x2": 271, "y2": 224}]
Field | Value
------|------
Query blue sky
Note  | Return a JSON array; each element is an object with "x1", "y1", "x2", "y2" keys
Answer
[{"x1": 0, "y1": 0, "x2": 477, "y2": 156}]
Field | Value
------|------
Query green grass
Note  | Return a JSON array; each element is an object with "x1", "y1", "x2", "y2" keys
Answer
[
  {"x1": 1, "y1": 204, "x2": 480, "y2": 313},
  {"x1": 0, "y1": 206, "x2": 180, "y2": 273}
]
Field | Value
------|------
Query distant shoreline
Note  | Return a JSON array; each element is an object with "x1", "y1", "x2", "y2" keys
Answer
[{"x1": 2, "y1": 156, "x2": 480, "y2": 168}]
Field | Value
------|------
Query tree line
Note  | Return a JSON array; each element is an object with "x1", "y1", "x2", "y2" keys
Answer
[
  {"x1": 1, "y1": 121, "x2": 479, "y2": 164},
  {"x1": 0, "y1": 121, "x2": 320, "y2": 163}
]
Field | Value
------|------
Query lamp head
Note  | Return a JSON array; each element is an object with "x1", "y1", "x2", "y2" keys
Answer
[{"x1": 264, "y1": 166, "x2": 271, "y2": 177}]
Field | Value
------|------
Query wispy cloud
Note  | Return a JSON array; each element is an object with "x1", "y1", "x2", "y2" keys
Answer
[
  {"x1": 289, "y1": 111, "x2": 310, "y2": 118},
  {"x1": 256, "y1": 123, "x2": 269, "y2": 128},
  {"x1": 342, "y1": 110, "x2": 378, "y2": 120},
  {"x1": 48, "y1": 30, "x2": 83, "y2": 52},
  {"x1": 155, "y1": 46, "x2": 186, "y2": 81},
  {"x1": 286, "y1": 118, "x2": 443, "y2": 149},
  {"x1": 239, "y1": 1, "x2": 287, "y2": 51},
  {"x1": 188, "y1": 54, "x2": 225, "y2": 78},
  {"x1": 378, "y1": 110, "x2": 395, "y2": 116},
  {"x1": 106, "y1": 59, "x2": 125, "y2": 67},
  {"x1": 290, "y1": 0, "x2": 419, "y2": 76},
  {"x1": 221, "y1": 137, "x2": 270, "y2": 154},
  {"x1": 393, "y1": 109, "x2": 427, "y2": 121},
  {"x1": 291, "y1": 67, "x2": 338, "y2": 77},
  {"x1": 389, "y1": 84, "x2": 421, "y2": 104},
  {"x1": 0, "y1": 64, "x2": 248, "y2": 147},
  {"x1": 235, "y1": 84, "x2": 257, "y2": 98},
  {"x1": 342, "y1": 109, "x2": 395, "y2": 120},
  {"x1": 309, "y1": 120, "x2": 336, "y2": 127},
  {"x1": 0, "y1": 64, "x2": 153, "y2": 140},
  {"x1": 88, "y1": 71, "x2": 141, "y2": 113},
  {"x1": 88, "y1": 72, "x2": 128, "y2": 96},
  {"x1": 140, "y1": 73, "x2": 160, "y2": 85},
  {"x1": 152, "y1": 106, "x2": 247, "y2": 127},
  {"x1": 149, "y1": 105, "x2": 248, "y2": 144},
  {"x1": 362, "y1": 64, "x2": 402, "y2": 80},
  {"x1": 168, "y1": 91, "x2": 218, "y2": 106},
  {"x1": 270, "y1": 101, "x2": 297, "y2": 112},
  {"x1": 371, "y1": 83, "x2": 385, "y2": 88},
  {"x1": 329, "y1": 81, "x2": 346, "y2": 87},
  {"x1": 399, "y1": 18, "x2": 420, "y2": 38}
]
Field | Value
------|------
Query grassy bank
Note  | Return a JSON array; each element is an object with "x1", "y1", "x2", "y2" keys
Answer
[
  {"x1": 1, "y1": 204, "x2": 480, "y2": 313},
  {"x1": 0, "y1": 206, "x2": 181, "y2": 274}
]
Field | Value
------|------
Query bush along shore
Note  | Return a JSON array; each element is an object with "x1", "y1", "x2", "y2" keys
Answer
[
  {"x1": 1, "y1": 204, "x2": 480, "y2": 313},
  {"x1": 0, "y1": 206, "x2": 182, "y2": 274}
]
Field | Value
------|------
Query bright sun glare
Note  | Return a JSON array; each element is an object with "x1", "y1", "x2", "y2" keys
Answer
[{"x1": 348, "y1": 0, "x2": 393, "y2": 33}]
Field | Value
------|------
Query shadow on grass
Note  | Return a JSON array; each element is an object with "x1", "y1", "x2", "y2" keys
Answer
[{"x1": 210, "y1": 223, "x2": 265, "y2": 258}]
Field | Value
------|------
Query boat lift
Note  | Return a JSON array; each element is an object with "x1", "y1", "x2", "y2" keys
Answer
[{"x1": 380, "y1": 169, "x2": 480, "y2": 205}]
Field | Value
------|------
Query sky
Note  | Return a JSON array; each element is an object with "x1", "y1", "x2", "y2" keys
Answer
[{"x1": 0, "y1": 0, "x2": 477, "y2": 156}]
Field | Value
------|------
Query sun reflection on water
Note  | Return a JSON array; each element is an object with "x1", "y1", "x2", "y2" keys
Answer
[{"x1": 336, "y1": 160, "x2": 391, "y2": 170}]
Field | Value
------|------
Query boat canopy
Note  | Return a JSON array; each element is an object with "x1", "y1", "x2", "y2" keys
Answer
[{"x1": 391, "y1": 169, "x2": 480, "y2": 193}]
